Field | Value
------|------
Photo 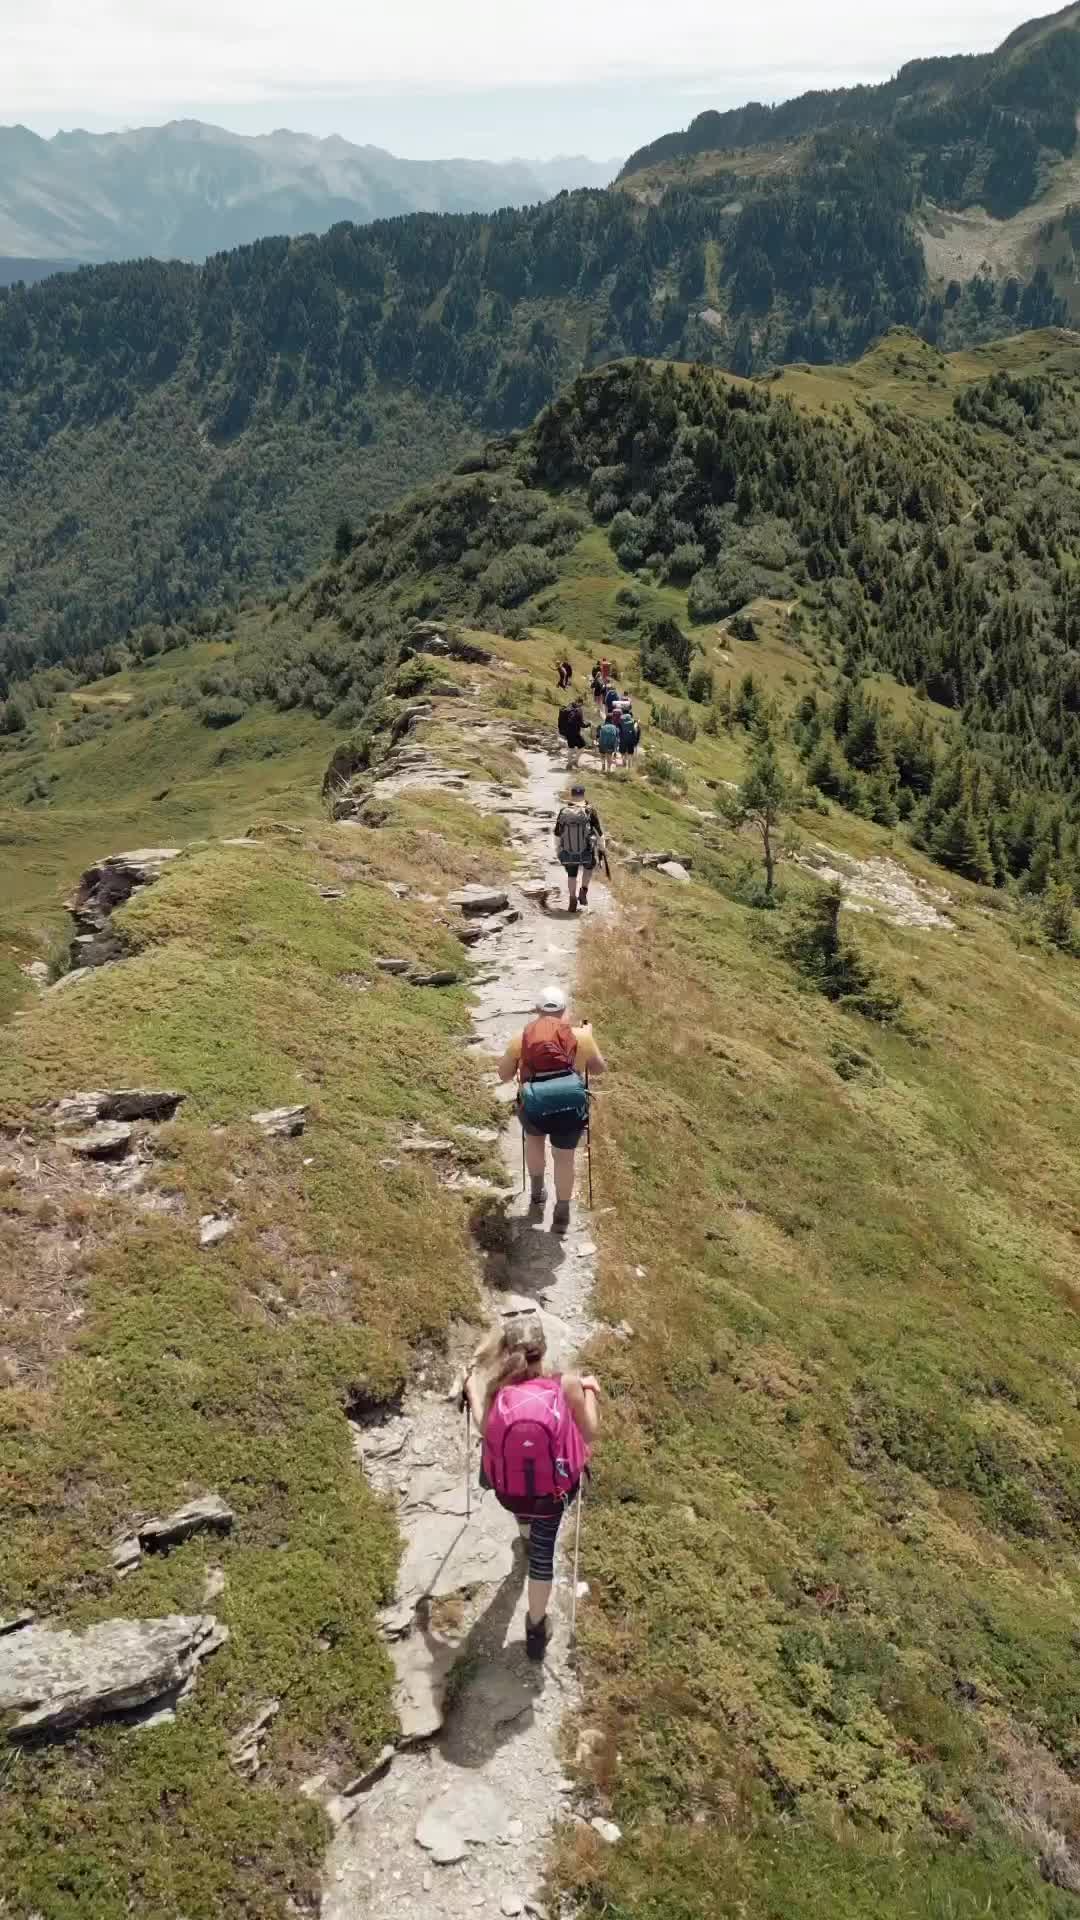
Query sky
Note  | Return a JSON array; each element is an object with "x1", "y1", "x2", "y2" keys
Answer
[{"x1": 3, "y1": 0, "x2": 1035, "y2": 161}]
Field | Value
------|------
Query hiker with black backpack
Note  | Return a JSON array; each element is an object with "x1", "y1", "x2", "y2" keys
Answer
[
  {"x1": 497, "y1": 981, "x2": 605, "y2": 1229},
  {"x1": 553, "y1": 782, "x2": 603, "y2": 911},
  {"x1": 462, "y1": 1306, "x2": 601, "y2": 1661},
  {"x1": 557, "y1": 698, "x2": 587, "y2": 768},
  {"x1": 619, "y1": 703, "x2": 641, "y2": 769}
]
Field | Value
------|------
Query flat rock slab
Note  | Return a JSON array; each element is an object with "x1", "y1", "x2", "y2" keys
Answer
[
  {"x1": 140, "y1": 1494, "x2": 234, "y2": 1552},
  {"x1": 67, "y1": 1121, "x2": 133, "y2": 1160},
  {"x1": 396, "y1": 1508, "x2": 515, "y2": 1604},
  {"x1": 0, "y1": 1614, "x2": 226, "y2": 1738},
  {"x1": 199, "y1": 1214, "x2": 235, "y2": 1247},
  {"x1": 415, "y1": 1779, "x2": 510, "y2": 1863},
  {"x1": 250, "y1": 1105, "x2": 306, "y2": 1137},
  {"x1": 448, "y1": 889, "x2": 511, "y2": 916},
  {"x1": 408, "y1": 970, "x2": 459, "y2": 989},
  {"x1": 54, "y1": 1089, "x2": 185, "y2": 1130},
  {"x1": 655, "y1": 860, "x2": 691, "y2": 883},
  {"x1": 375, "y1": 957, "x2": 412, "y2": 974}
]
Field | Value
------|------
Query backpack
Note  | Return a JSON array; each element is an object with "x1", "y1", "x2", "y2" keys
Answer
[
  {"x1": 620, "y1": 715, "x2": 639, "y2": 751},
  {"x1": 557, "y1": 806, "x2": 594, "y2": 862},
  {"x1": 483, "y1": 1377, "x2": 590, "y2": 1514},
  {"x1": 557, "y1": 705, "x2": 572, "y2": 741},
  {"x1": 519, "y1": 1014, "x2": 577, "y2": 1080},
  {"x1": 598, "y1": 722, "x2": 618, "y2": 754}
]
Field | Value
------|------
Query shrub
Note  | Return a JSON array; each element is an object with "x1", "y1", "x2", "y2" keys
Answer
[
  {"x1": 1041, "y1": 882, "x2": 1077, "y2": 954},
  {"x1": 645, "y1": 617, "x2": 691, "y2": 681},
  {"x1": 199, "y1": 695, "x2": 247, "y2": 729},
  {"x1": 784, "y1": 882, "x2": 903, "y2": 1022},
  {"x1": 1, "y1": 698, "x2": 28, "y2": 735},
  {"x1": 477, "y1": 543, "x2": 557, "y2": 607},
  {"x1": 688, "y1": 663, "x2": 715, "y2": 704},
  {"x1": 730, "y1": 612, "x2": 758, "y2": 642},
  {"x1": 651, "y1": 702, "x2": 698, "y2": 743},
  {"x1": 639, "y1": 645, "x2": 683, "y2": 693},
  {"x1": 644, "y1": 748, "x2": 688, "y2": 793},
  {"x1": 665, "y1": 540, "x2": 706, "y2": 584},
  {"x1": 687, "y1": 569, "x2": 727, "y2": 624}
]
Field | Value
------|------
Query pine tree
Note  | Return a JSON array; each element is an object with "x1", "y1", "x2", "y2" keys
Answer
[
  {"x1": 1041, "y1": 882, "x2": 1077, "y2": 953},
  {"x1": 932, "y1": 803, "x2": 994, "y2": 884}
]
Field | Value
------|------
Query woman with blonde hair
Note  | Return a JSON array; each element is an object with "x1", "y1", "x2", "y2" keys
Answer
[{"x1": 463, "y1": 1307, "x2": 600, "y2": 1661}]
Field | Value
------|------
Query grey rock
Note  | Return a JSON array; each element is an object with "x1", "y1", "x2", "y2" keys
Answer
[
  {"x1": 54, "y1": 1089, "x2": 184, "y2": 1130},
  {"x1": 448, "y1": 888, "x2": 511, "y2": 915},
  {"x1": 66, "y1": 849, "x2": 182, "y2": 973},
  {"x1": 395, "y1": 1505, "x2": 514, "y2": 1603},
  {"x1": 110, "y1": 1535, "x2": 142, "y2": 1576},
  {"x1": 339, "y1": 1742, "x2": 395, "y2": 1798},
  {"x1": 139, "y1": 1494, "x2": 234, "y2": 1552},
  {"x1": 655, "y1": 860, "x2": 691, "y2": 884},
  {"x1": 426, "y1": 679, "x2": 465, "y2": 698},
  {"x1": 203, "y1": 1567, "x2": 227, "y2": 1602},
  {"x1": 21, "y1": 960, "x2": 49, "y2": 986},
  {"x1": 377, "y1": 1600, "x2": 416, "y2": 1640},
  {"x1": 390, "y1": 703, "x2": 433, "y2": 746},
  {"x1": 454, "y1": 1125, "x2": 500, "y2": 1145},
  {"x1": 399, "y1": 1135, "x2": 456, "y2": 1156},
  {"x1": 392, "y1": 1630, "x2": 459, "y2": 1742},
  {"x1": 456, "y1": 924, "x2": 485, "y2": 946},
  {"x1": 67, "y1": 1121, "x2": 133, "y2": 1161},
  {"x1": 0, "y1": 1612, "x2": 34, "y2": 1636},
  {"x1": 228, "y1": 1698, "x2": 280, "y2": 1777},
  {"x1": 375, "y1": 957, "x2": 412, "y2": 974},
  {"x1": 0, "y1": 1614, "x2": 226, "y2": 1737},
  {"x1": 46, "y1": 966, "x2": 92, "y2": 995},
  {"x1": 415, "y1": 1780, "x2": 509, "y2": 1863},
  {"x1": 501, "y1": 1897, "x2": 525, "y2": 1917},
  {"x1": 199, "y1": 1214, "x2": 235, "y2": 1248},
  {"x1": 407, "y1": 970, "x2": 459, "y2": 989},
  {"x1": 250, "y1": 1105, "x2": 307, "y2": 1138}
]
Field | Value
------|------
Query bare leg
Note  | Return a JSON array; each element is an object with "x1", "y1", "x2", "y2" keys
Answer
[
  {"x1": 525, "y1": 1131, "x2": 547, "y2": 1202},
  {"x1": 551, "y1": 1145, "x2": 576, "y2": 1205},
  {"x1": 528, "y1": 1576, "x2": 552, "y2": 1623}
]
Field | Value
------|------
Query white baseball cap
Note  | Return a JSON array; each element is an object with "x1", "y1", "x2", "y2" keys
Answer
[{"x1": 536, "y1": 983, "x2": 568, "y2": 1014}]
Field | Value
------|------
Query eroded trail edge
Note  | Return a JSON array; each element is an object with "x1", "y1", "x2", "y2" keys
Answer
[{"x1": 324, "y1": 738, "x2": 609, "y2": 1920}]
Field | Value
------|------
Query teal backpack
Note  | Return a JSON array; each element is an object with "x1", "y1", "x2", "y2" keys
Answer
[{"x1": 598, "y1": 721, "x2": 618, "y2": 753}]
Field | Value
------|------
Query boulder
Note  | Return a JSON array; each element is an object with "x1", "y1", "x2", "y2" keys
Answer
[
  {"x1": 54, "y1": 1089, "x2": 184, "y2": 1131},
  {"x1": 391, "y1": 1630, "x2": 459, "y2": 1742},
  {"x1": 0, "y1": 1614, "x2": 227, "y2": 1738},
  {"x1": 66, "y1": 850, "x2": 181, "y2": 973},
  {"x1": 655, "y1": 860, "x2": 691, "y2": 884},
  {"x1": 139, "y1": 1494, "x2": 234, "y2": 1552},
  {"x1": 407, "y1": 970, "x2": 459, "y2": 989},
  {"x1": 0, "y1": 1613, "x2": 34, "y2": 1637},
  {"x1": 46, "y1": 967, "x2": 92, "y2": 996},
  {"x1": 67, "y1": 1122, "x2": 133, "y2": 1161},
  {"x1": 111, "y1": 1536, "x2": 142, "y2": 1577},
  {"x1": 250, "y1": 1106, "x2": 307, "y2": 1138},
  {"x1": 399, "y1": 1136, "x2": 456, "y2": 1156},
  {"x1": 375, "y1": 957, "x2": 412, "y2": 975},
  {"x1": 390, "y1": 703, "x2": 433, "y2": 746},
  {"x1": 405, "y1": 622, "x2": 492, "y2": 666}
]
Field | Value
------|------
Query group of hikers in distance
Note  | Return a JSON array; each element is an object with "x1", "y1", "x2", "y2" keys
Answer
[{"x1": 556, "y1": 654, "x2": 641, "y2": 775}]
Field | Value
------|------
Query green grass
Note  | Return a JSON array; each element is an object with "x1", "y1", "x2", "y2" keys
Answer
[{"x1": 0, "y1": 807, "x2": 508, "y2": 1917}]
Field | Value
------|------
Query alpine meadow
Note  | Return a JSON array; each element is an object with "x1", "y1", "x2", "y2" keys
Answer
[{"x1": 7, "y1": 9, "x2": 1080, "y2": 1920}]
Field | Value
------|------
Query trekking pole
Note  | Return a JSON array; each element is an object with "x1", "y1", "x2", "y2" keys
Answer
[
  {"x1": 585, "y1": 1067, "x2": 593, "y2": 1208},
  {"x1": 465, "y1": 1398, "x2": 472, "y2": 1522},
  {"x1": 569, "y1": 1479, "x2": 586, "y2": 1653}
]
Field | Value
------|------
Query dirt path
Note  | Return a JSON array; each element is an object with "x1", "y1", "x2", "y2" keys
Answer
[{"x1": 323, "y1": 741, "x2": 609, "y2": 1920}]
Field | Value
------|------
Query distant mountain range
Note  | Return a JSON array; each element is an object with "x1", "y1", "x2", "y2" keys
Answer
[{"x1": 0, "y1": 120, "x2": 618, "y2": 264}]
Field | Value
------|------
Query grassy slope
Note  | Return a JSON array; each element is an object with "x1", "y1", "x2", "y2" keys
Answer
[{"x1": 461, "y1": 632, "x2": 1080, "y2": 1916}]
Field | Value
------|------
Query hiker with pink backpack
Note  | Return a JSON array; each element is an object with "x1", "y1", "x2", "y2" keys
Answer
[{"x1": 462, "y1": 1308, "x2": 600, "y2": 1662}]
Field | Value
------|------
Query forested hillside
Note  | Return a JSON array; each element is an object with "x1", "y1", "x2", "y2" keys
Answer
[
  {"x1": 622, "y1": 0, "x2": 1080, "y2": 219},
  {"x1": 3, "y1": 8, "x2": 1077, "y2": 677}
]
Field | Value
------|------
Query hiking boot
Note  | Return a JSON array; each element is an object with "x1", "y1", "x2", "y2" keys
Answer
[
  {"x1": 525, "y1": 1613, "x2": 549, "y2": 1662},
  {"x1": 529, "y1": 1177, "x2": 546, "y2": 1208},
  {"x1": 568, "y1": 898, "x2": 578, "y2": 914},
  {"x1": 578, "y1": 890, "x2": 589, "y2": 908},
  {"x1": 552, "y1": 1200, "x2": 571, "y2": 1231}
]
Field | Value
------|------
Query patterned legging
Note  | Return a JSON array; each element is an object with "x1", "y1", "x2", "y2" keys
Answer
[{"x1": 520, "y1": 1485, "x2": 578, "y2": 1581}]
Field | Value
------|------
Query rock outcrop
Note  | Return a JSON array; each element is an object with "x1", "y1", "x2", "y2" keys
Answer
[
  {"x1": 66, "y1": 849, "x2": 181, "y2": 971},
  {"x1": 53, "y1": 1089, "x2": 185, "y2": 1130},
  {"x1": 0, "y1": 1614, "x2": 226, "y2": 1737}
]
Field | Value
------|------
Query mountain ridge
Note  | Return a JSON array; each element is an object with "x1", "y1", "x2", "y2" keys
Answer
[{"x1": 0, "y1": 118, "x2": 617, "y2": 263}]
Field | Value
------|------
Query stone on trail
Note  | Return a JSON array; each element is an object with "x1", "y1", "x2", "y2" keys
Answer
[
  {"x1": 448, "y1": 887, "x2": 511, "y2": 915},
  {"x1": 0, "y1": 1613, "x2": 34, "y2": 1637},
  {"x1": 395, "y1": 1505, "x2": 515, "y2": 1603},
  {"x1": 0, "y1": 1614, "x2": 227, "y2": 1737},
  {"x1": 67, "y1": 1121, "x2": 134, "y2": 1161},
  {"x1": 391, "y1": 1629, "x2": 459, "y2": 1742},
  {"x1": 139, "y1": 1493, "x2": 234, "y2": 1552},
  {"x1": 501, "y1": 1897, "x2": 525, "y2": 1917},
  {"x1": 250, "y1": 1105, "x2": 307, "y2": 1138},
  {"x1": 415, "y1": 1779, "x2": 509, "y2": 1863},
  {"x1": 375, "y1": 956, "x2": 412, "y2": 974}
]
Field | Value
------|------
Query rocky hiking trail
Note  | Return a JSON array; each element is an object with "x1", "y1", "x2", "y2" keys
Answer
[{"x1": 323, "y1": 729, "x2": 615, "y2": 1920}]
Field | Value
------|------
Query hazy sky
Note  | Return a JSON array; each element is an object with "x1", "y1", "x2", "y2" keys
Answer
[{"x1": 5, "y1": 0, "x2": 1032, "y2": 159}]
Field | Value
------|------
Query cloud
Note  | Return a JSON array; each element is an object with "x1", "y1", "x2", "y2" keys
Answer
[{"x1": 3, "y1": 0, "x2": 1030, "y2": 120}]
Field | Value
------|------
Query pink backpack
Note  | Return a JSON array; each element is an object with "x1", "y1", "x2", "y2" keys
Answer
[{"x1": 483, "y1": 1376, "x2": 590, "y2": 1515}]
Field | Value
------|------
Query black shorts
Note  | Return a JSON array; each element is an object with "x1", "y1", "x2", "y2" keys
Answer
[
  {"x1": 522, "y1": 1114, "x2": 587, "y2": 1151},
  {"x1": 559, "y1": 856, "x2": 595, "y2": 880}
]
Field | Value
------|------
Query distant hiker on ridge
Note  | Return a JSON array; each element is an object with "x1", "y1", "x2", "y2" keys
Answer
[
  {"x1": 497, "y1": 982, "x2": 606, "y2": 1230},
  {"x1": 554, "y1": 781, "x2": 603, "y2": 910},
  {"x1": 462, "y1": 1307, "x2": 600, "y2": 1660}
]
